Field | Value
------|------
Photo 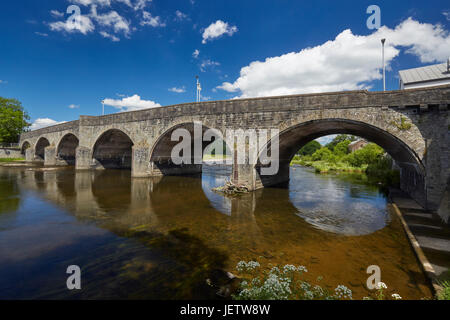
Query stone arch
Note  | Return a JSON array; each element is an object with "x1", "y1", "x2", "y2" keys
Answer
[
  {"x1": 34, "y1": 137, "x2": 50, "y2": 161},
  {"x1": 20, "y1": 141, "x2": 31, "y2": 156},
  {"x1": 57, "y1": 133, "x2": 79, "y2": 165},
  {"x1": 92, "y1": 129, "x2": 134, "y2": 169},
  {"x1": 255, "y1": 118, "x2": 426, "y2": 205},
  {"x1": 149, "y1": 122, "x2": 227, "y2": 176}
]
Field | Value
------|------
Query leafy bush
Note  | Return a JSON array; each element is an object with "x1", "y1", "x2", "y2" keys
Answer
[
  {"x1": 297, "y1": 140, "x2": 321, "y2": 156},
  {"x1": 437, "y1": 280, "x2": 450, "y2": 300},
  {"x1": 311, "y1": 147, "x2": 332, "y2": 161},
  {"x1": 293, "y1": 139, "x2": 399, "y2": 187}
]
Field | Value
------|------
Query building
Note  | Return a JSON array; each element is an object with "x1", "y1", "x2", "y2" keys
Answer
[
  {"x1": 348, "y1": 140, "x2": 368, "y2": 153},
  {"x1": 399, "y1": 59, "x2": 450, "y2": 90}
]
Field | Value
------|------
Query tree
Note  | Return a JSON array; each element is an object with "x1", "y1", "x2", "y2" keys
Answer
[
  {"x1": 297, "y1": 140, "x2": 321, "y2": 156},
  {"x1": 0, "y1": 97, "x2": 30, "y2": 143},
  {"x1": 311, "y1": 147, "x2": 333, "y2": 161},
  {"x1": 334, "y1": 140, "x2": 351, "y2": 157},
  {"x1": 326, "y1": 134, "x2": 357, "y2": 151},
  {"x1": 344, "y1": 143, "x2": 383, "y2": 167}
]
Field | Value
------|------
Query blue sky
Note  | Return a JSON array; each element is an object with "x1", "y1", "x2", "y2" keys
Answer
[{"x1": 0, "y1": 0, "x2": 449, "y2": 132}]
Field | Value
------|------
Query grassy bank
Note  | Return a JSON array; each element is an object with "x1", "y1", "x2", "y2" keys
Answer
[
  {"x1": 0, "y1": 158, "x2": 24, "y2": 163},
  {"x1": 291, "y1": 157, "x2": 367, "y2": 173},
  {"x1": 291, "y1": 137, "x2": 400, "y2": 187}
]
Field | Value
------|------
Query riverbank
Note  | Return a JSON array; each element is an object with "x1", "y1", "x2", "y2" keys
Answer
[
  {"x1": 0, "y1": 158, "x2": 24, "y2": 163},
  {"x1": 390, "y1": 189, "x2": 450, "y2": 299},
  {"x1": 291, "y1": 159, "x2": 399, "y2": 187}
]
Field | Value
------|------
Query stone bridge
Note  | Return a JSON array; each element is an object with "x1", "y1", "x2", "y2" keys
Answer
[{"x1": 19, "y1": 86, "x2": 450, "y2": 220}]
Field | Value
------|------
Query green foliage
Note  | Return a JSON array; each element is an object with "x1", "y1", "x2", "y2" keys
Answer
[
  {"x1": 311, "y1": 147, "x2": 332, "y2": 161},
  {"x1": 0, "y1": 158, "x2": 24, "y2": 162},
  {"x1": 334, "y1": 140, "x2": 351, "y2": 157},
  {"x1": 325, "y1": 134, "x2": 357, "y2": 151},
  {"x1": 0, "y1": 97, "x2": 30, "y2": 143},
  {"x1": 344, "y1": 143, "x2": 384, "y2": 167},
  {"x1": 437, "y1": 281, "x2": 450, "y2": 300},
  {"x1": 293, "y1": 138, "x2": 399, "y2": 187},
  {"x1": 391, "y1": 117, "x2": 412, "y2": 131},
  {"x1": 297, "y1": 140, "x2": 321, "y2": 156}
]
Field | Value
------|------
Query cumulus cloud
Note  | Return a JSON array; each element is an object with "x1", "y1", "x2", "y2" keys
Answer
[
  {"x1": 90, "y1": 5, "x2": 130, "y2": 35},
  {"x1": 168, "y1": 86, "x2": 186, "y2": 93},
  {"x1": 103, "y1": 94, "x2": 161, "y2": 112},
  {"x1": 192, "y1": 49, "x2": 200, "y2": 59},
  {"x1": 30, "y1": 118, "x2": 67, "y2": 131},
  {"x1": 50, "y1": 0, "x2": 154, "y2": 39},
  {"x1": 140, "y1": 11, "x2": 165, "y2": 27},
  {"x1": 217, "y1": 18, "x2": 450, "y2": 98},
  {"x1": 69, "y1": 0, "x2": 112, "y2": 6},
  {"x1": 49, "y1": 14, "x2": 95, "y2": 35},
  {"x1": 202, "y1": 20, "x2": 237, "y2": 44},
  {"x1": 133, "y1": 0, "x2": 152, "y2": 11},
  {"x1": 68, "y1": 104, "x2": 80, "y2": 109}
]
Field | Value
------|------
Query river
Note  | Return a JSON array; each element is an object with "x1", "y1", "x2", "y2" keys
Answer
[{"x1": 0, "y1": 164, "x2": 432, "y2": 299}]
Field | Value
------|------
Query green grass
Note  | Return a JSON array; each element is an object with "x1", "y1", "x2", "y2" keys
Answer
[
  {"x1": 0, "y1": 158, "x2": 24, "y2": 162},
  {"x1": 437, "y1": 280, "x2": 450, "y2": 300},
  {"x1": 291, "y1": 159, "x2": 366, "y2": 174}
]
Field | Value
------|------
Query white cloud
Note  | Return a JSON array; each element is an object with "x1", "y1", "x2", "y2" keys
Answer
[
  {"x1": 140, "y1": 11, "x2": 165, "y2": 27},
  {"x1": 202, "y1": 20, "x2": 237, "y2": 44},
  {"x1": 175, "y1": 10, "x2": 187, "y2": 21},
  {"x1": 316, "y1": 135, "x2": 337, "y2": 146},
  {"x1": 443, "y1": 10, "x2": 450, "y2": 21},
  {"x1": 50, "y1": 10, "x2": 64, "y2": 18},
  {"x1": 200, "y1": 59, "x2": 220, "y2": 72},
  {"x1": 217, "y1": 18, "x2": 450, "y2": 98},
  {"x1": 68, "y1": 104, "x2": 80, "y2": 109},
  {"x1": 0, "y1": 80, "x2": 7, "y2": 84},
  {"x1": 192, "y1": 49, "x2": 200, "y2": 59},
  {"x1": 90, "y1": 5, "x2": 130, "y2": 35},
  {"x1": 100, "y1": 31, "x2": 120, "y2": 41},
  {"x1": 35, "y1": 32, "x2": 49, "y2": 37},
  {"x1": 49, "y1": 14, "x2": 95, "y2": 35},
  {"x1": 30, "y1": 118, "x2": 67, "y2": 131},
  {"x1": 133, "y1": 0, "x2": 152, "y2": 11},
  {"x1": 168, "y1": 86, "x2": 186, "y2": 93},
  {"x1": 69, "y1": 0, "x2": 112, "y2": 6},
  {"x1": 103, "y1": 94, "x2": 161, "y2": 112}
]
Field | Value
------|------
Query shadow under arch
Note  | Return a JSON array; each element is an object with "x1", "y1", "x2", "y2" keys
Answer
[
  {"x1": 57, "y1": 133, "x2": 79, "y2": 165},
  {"x1": 256, "y1": 118, "x2": 426, "y2": 204},
  {"x1": 150, "y1": 122, "x2": 230, "y2": 176},
  {"x1": 35, "y1": 137, "x2": 50, "y2": 161},
  {"x1": 20, "y1": 141, "x2": 31, "y2": 157},
  {"x1": 92, "y1": 129, "x2": 134, "y2": 169}
]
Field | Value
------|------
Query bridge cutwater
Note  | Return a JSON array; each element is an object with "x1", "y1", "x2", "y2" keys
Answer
[{"x1": 19, "y1": 86, "x2": 450, "y2": 221}]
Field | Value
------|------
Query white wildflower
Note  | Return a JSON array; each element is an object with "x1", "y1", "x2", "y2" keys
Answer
[
  {"x1": 391, "y1": 293, "x2": 402, "y2": 300},
  {"x1": 376, "y1": 282, "x2": 387, "y2": 289}
]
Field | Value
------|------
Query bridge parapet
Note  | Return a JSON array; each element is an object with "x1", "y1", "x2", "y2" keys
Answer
[{"x1": 20, "y1": 120, "x2": 80, "y2": 141}]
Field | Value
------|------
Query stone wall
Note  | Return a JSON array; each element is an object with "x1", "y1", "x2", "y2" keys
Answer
[{"x1": 0, "y1": 148, "x2": 22, "y2": 159}]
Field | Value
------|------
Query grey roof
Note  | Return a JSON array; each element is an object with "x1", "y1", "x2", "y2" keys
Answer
[{"x1": 399, "y1": 62, "x2": 450, "y2": 84}]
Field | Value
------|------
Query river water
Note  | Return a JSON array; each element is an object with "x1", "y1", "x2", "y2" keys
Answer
[{"x1": 0, "y1": 164, "x2": 432, "y2": 299}]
